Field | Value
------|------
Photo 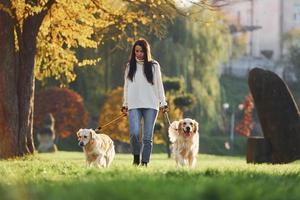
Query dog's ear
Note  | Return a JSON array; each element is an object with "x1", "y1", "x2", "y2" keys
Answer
[
  {"x1": 90, "y1": 129, "x2": 96, "y2": 140},
  {"x1": 178, "y1": 120, "x2": 184, "y2": 133},
  {"x1": 76, "y1": 129, "x2": 82, "y2": 137},
  {"x1": 168, "y1": 121, "x2": 180, "y2": 143},
  {"x1": 170, "y1": 120, "x2": 179, "y2": 130},
  {"x1": 193, "y1": 120, "x2": 199, "y2": 133}
]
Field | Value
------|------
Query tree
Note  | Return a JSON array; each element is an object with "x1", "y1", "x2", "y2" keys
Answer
[
  {"x1": 0, "y1": 0, "x2": 55, "y2": 158},
  {"x1": 186, "y1": 7, "x2": 230, "y2": 129},
  {"x1": 0, "y1": 0, "x2": 178, "y2": 158},
  {"x1": 152, "y1": 7, "x2": 231, "y2": 134}
]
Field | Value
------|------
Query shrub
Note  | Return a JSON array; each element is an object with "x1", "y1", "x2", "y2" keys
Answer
[{"x1": 34, "y1": 87, "x2": 89, "y2": 150}]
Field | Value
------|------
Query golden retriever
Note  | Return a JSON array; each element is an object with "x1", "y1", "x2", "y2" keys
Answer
[
  {"x1": 77, "y1": 128, "x2": 115, "y2": 168},
  {"x1": 168, "y1": 118, "x2": 199, "y2": 167}
]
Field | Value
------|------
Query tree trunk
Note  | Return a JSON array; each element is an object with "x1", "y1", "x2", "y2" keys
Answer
[
  {"x1": 0, "y1": 6, "x2": 20, "y2": 158},
  {"x1": 16, "y1": 16, "x2": 41, "y2": 156},
  {"x1": 0, "y1": 1, "x2": 55, "y2": 159}
]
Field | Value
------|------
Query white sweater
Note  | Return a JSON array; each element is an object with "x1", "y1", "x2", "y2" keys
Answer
[{"x1": 123, "y1": 60, "x2": 167, "y2": 110}]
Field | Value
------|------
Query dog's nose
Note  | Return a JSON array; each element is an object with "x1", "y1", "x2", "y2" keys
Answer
[
  {"x1": 186, "y1": 127, "x2": 191, "y2": 132},
  {"x1": 79, "y1": 142, "x2": 84, "y2": 147}
]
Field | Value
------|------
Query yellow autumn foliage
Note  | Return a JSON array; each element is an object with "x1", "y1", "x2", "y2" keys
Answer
[
  {"x1": 98, "y1": 87, "x2": 129, "y2": 143},
  {"x1": 0, "y1": 0, "x2": 177, "y2": 83}
]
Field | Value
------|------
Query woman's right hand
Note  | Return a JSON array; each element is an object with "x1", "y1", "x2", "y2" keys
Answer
[{"x1": 121, "y1": 106, "x2": 128, "y2": 115}]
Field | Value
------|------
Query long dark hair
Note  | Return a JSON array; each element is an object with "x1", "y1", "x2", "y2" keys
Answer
[{"x1": 127, "y1": 38, "x2": 154, "y2": 84}]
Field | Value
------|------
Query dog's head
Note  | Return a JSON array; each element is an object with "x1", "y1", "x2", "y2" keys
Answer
[
  {"x1": 76, "y1": 128, "x2": 96, "y2": 147},
  {"x1": 178, "y1": 118, "x2": 199, "y2": 137}
]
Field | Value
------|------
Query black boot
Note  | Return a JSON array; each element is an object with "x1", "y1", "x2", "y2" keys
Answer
[
  {"x1": 133, "y1": 155, "x2": 140, "y2": 166},
  {"x1": 141, "y1": 161, "x2": 148, "y2": 167}
]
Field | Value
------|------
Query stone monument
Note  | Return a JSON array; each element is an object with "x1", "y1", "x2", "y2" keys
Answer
[
  {"x1": 248, "y1": 67, "x2": 300, "y2": 163},
  {"x1": 37, "y1": 113, "x2": 57, "y2": 153}
]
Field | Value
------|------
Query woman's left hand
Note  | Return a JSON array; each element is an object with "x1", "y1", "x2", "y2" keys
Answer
[{"x1": 160, "y1": 105, "x2": 169, "y2": 113}]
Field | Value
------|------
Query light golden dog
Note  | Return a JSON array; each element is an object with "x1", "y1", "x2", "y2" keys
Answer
[
  {"x1": 168, "y1": 118, "x2": 199, "y2": 167},
  {"x1": 77, "y1": 128, "x2": 115, "y2": 168}
]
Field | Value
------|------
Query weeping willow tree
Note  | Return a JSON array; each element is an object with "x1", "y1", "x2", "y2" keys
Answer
[
  {"x1": 188, "y1": 7, "x2": 231, "y2": 133},
  {"x1": 152, "y1": 6, "x2": 231, "y2": 134}
]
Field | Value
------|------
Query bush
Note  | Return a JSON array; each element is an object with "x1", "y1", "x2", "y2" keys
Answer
[
  {"x1": 98, "y1": 87, "x2": 129, "y2": 143},
  {"x1": 34, "y1": 87, "x2": 89, "y2": 150}
]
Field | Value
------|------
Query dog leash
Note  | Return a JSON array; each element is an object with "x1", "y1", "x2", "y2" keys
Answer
[
  {"x1": 96, "y1": 111, "x2": 171, "y2": 132},
  {"x1": 164, "y1": 112, "x2": 171, "y2": 126},
  {"x1": 164, "y1": 112, "x2": 179, "y2": 131},
  {"x1": 95, "y1": 113, "x2": 127, "y2": 132}
]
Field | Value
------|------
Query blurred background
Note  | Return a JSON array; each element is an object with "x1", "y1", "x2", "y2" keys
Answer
[{"x1": 32, "y1": 0, "x2": 300, "y2": 156}]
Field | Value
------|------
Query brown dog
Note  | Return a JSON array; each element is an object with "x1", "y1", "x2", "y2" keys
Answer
[
  {"x1": 77, "y1": 128, "x2": 115, "y2": 168},
  {"x1": 168, "y1": 118, "x2": 199, "y2": 167}
]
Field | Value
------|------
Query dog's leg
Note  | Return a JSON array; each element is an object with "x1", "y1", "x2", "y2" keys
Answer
[
  {"x1": 99, "y1": 154, "x2": 107, "y2": 168},
  {"x1": 105, "y1": 148, "x2": 115, "y2": 168},
  {"x1": 175, "y1": 159, "x2": 180, "y2": 168},
  {"x1": 101, "y1": 155, "x2": 110, "y2": 168},
  {"x1": 177, "y1": 154, "x2": 186, "y2": 167},
  {"x1": 86, "y1": 160, "x2": 91, "y2": 168},
  {"x1": 183, "y1": 159, "x2": 188, "y2": 166},
  {"x1": 188, "y1": 153, "x2": 196, "y2": 168},
  {"x1": 189, "y1": 143, "x2": 199, "y2": 168},
  {"x1": 97, "y1": 154, "x2": 106, "y2": 168},
  {"x1": 174, "y1": 152, "x2": 180, "y2": 167}
]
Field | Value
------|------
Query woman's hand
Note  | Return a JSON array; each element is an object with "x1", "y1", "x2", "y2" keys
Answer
[
  {"x1": 121, "y1": 106, "x2": 128, "y2": 115},
  {"x1": 160, "y1": 105, "x2": 169, "y2": 113}
]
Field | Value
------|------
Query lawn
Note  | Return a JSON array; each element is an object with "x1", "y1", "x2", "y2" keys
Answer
[{"x1": 1, "y1": 152, "x2": 300, "y2": 200}]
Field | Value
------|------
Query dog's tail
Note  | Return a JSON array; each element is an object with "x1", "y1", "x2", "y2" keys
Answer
[{"x1": 168, "y1": 121, "x2": 179, "y2": 143}]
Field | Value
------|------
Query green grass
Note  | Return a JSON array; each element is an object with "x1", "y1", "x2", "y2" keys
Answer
[{"x1": 1, "y1": 152, "x2": 300, "y2": 200}]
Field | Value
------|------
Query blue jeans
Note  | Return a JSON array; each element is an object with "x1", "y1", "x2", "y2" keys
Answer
[{"x1": 128, "y1": 108, "x2": 158, "y2": 163}]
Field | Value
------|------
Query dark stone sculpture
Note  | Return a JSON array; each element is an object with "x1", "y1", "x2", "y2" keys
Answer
[
  {"x1": 246, "y1": 136, "x2": 272, "y2": 163},
  {"x1": 37, "y1": 113, "x2": 57, "y2": 153},
  {"x1": 248, "y1": 67, "x2": 300, "y2": 163}
]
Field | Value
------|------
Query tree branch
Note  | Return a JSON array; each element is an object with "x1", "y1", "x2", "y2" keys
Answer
[{"x1": 0, "y1": 3, "x2": 14, "y2": 18}]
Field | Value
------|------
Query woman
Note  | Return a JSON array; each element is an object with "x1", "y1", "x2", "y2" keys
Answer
[{"x1": 122, "y1": 38, "x2": 168, "y2": 167}]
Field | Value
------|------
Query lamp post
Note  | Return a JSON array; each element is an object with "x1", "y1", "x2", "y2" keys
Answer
[
  {"x1": 230, "y1": 109, "x2": 235, "y2": 143},
  {"x1": 223, "y1": 103, "x2": 244, "y2": 146}
]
